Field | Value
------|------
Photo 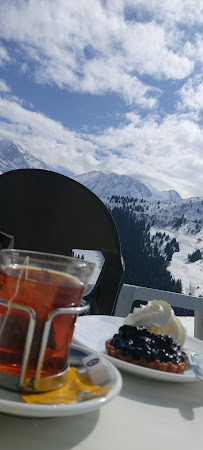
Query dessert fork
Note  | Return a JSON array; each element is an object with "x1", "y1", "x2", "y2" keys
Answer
[{"x1": 182, "y1": 349, "x2": 203, "y2": 380}]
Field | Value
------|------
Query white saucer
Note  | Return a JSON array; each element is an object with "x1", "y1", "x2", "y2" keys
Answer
[
  {"x1": 73, "y1": 315, "x2": 203, "y2": 383},
  {"x1": 0, "y1": 344, "x2": 122, "y2": 418}
]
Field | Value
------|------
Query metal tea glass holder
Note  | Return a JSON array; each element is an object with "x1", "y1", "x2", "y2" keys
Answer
[{"x1": 0, "y1": 298, "x2": 89, "y2": 392}]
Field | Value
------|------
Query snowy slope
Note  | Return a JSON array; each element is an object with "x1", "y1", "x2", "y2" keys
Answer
[
  {"x1": 107, "y1": 195, "x2": 203, "y2": 297},
  {"x1": 151, "y1": 225, "x2": 203, "y2": 298}
]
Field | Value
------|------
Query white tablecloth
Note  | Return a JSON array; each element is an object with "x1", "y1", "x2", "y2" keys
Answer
[{"x1": 0, "y1": 369, "x2": 202, "y2": 450}]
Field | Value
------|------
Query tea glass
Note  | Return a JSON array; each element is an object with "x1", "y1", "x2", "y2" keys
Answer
[{"x1": 0, "y1": 249, "x2": 94, "y2": 392}]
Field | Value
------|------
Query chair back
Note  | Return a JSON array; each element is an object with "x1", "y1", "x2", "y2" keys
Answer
[
  {"x1": 0, "y1": 168, "x2": 124, "y2": 314},
  {"x1": 115, "y1": 283, "x2": 203, "y2": 339}
]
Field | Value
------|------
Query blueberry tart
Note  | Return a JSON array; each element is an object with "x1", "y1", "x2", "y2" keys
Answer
[{"x1": 105, "y1": 325, "x2": 188, "y2": 373}]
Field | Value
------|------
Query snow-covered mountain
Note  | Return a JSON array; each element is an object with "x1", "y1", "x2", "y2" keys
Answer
[
  {"x1": 0, "y1": 141, "x2": 180, "y2": 201},
  {"x1": 74, "y1": 171, "x2": 182, "y2": 202},
  {"x1": 0, "y1": 139, "x2": 48, "y2": 173}
]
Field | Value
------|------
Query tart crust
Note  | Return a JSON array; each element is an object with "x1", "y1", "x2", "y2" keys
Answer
[{"x1": 105, "y1": 339, "x2": 188, "y2": 374}]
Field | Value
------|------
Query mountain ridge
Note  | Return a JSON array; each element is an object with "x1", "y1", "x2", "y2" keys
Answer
[
  {"x1": 74, "y1": 170, "x2": 182, "y2": 202},
  {"x1": 0, "y1": 139, "x2": 182, "y2": 202}
]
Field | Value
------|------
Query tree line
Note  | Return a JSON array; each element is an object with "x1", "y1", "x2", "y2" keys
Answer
[{"x1": 110, "y1": 206, "x2": 192, "y2": 315}]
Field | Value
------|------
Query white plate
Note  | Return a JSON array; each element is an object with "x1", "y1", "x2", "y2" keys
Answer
[
  {"x1": 0, "y1": 344, "x2": 122, "y2": 418},
  {"x1": 73, "y1": 315, "x2": 202, "y2": 383}
]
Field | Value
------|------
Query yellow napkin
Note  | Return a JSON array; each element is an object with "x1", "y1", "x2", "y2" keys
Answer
[{"x1": 21, "y1": 367, "x2": 111, "y2": 405}]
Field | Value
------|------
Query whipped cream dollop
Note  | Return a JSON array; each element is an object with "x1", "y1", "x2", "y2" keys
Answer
[{"x1": 123, "y1": 300, "x2": 186, "y2": 347}]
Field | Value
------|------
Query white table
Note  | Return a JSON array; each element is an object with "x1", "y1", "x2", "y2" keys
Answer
[{"x1": 0, "y1": 368, "x2": 203, "y2": 450}]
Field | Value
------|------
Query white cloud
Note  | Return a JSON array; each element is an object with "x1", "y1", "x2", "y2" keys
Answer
[
  {"x1": 0, "y1": 44, "x2": 10, "y2": 66},
  {"x1": 0, "y1": 0, "x2": 196, "y2": 106},
  {"x1": 82, "y1": 112, "x2": 203, "y2": 198},
  {"x1": 0, "y1": 0, "x2": 202, "y2": 199},
  {"x1": 79, "y1": 56, "x2": 159, "y2": 107},
  {"x1": 127, "y1": 0, "x2": 203, "y2": 26},
  {"x1": 121, "y1": 21, "x2": 193, "y2": 80},
  {"x1": 178, "y1": 75, "x2": 203, "y2": 112},
  {"x1": 0, "y1": 95, "x2": 98, "y2": 171},
  {"x1": 0, "y1": 79, "x2": 10, "y2": 92}
]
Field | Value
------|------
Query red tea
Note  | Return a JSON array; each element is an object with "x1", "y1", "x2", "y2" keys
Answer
[{"x1": 0, "y1": 266, "x2": 84, "y2": 379}]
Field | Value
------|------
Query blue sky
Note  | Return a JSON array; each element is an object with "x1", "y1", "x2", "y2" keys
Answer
[{"x1": 0, "y1": 0, "x2": 203, "y2": 198}]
